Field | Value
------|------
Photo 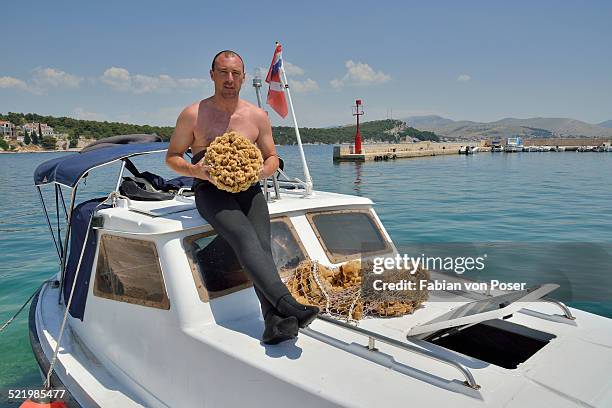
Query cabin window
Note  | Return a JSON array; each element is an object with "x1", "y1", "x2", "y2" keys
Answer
[
  {"x1": 271, "y1": 217, "x2": 308, "y2": 278},
  {"x1": 184, "y1": 217, "x2": 308, "y2": 302},
  {"x1": 93, "y1": 235, "x2": 170, "y2": 309},
  {"x1": 306, "y1": 209, "x2": 392, "y2": 263},
  {"x1": 185, "y1": 231, "x2": 252, "y2": 301}
]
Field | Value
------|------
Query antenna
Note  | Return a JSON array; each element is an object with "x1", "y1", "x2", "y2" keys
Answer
[{"x1": 252, "y1": 68, "x2": 263, "y2": 108}]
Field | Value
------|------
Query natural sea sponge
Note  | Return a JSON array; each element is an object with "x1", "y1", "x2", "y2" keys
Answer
[{"x1": 204, "y1": 131, "x2": 264, "y2": 193}]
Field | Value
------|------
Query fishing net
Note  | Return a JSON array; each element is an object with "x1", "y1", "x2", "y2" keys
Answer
[
  {"x1": 204, "y1": 131, "x2": 263, "y2": 193},
  {"x1": 284, "y1": 259, "x2": 429, "y2": 321}
]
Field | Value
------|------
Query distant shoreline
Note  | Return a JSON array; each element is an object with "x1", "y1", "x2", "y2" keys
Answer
[{"x1": 0, "y1": 148, "x2": 80, "y2": 154}]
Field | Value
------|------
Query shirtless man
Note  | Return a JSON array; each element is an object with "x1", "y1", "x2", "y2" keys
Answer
[{"x1": 166, "y1": 50, "x2": 318, "y2": 345}]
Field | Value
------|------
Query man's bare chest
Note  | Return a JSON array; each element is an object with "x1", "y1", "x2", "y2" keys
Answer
[{"x1": 194, "y1": 111, "x2": 259, "y2": 147}]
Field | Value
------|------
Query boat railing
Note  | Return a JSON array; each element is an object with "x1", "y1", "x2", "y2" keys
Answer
[
  {"x1": 263, "y1": 168, "x2": 308, "y2": 201},
  {"x1": 311, "y1": 314, "x2": 481, "y2": 390},
  {"x1": 541, "y1": 297, "x2": 575, "y2": 320}
]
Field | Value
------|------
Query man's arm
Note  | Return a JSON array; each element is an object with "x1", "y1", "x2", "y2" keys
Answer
[
  {"x1": 165, "y1": 106, "x2": 210, "y2": 180},
  {"x1": 256, "y1": 109, "x2": 279, "y2": 179}
]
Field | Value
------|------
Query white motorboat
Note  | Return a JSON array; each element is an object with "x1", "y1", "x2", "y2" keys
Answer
[
  {"x1": 459, "y1": 145, "x2": 479, "y2": 154},
  {"x1": 504, "y1": 137, "x2": 524, "y2": 152},
  {"x1": 29, "y1": 137, "x2": 612, "y2": 408},
  {"x1": 490, "y1": 141, "x2": 503, "y2": 152}
]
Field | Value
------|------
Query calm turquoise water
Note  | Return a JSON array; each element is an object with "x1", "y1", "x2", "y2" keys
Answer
[{"x1": 1, "y1": 146, "x2": 611, "y2": 400}]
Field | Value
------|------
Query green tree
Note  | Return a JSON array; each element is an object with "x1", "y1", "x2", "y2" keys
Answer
[
  {"x1": 0, "y1": 111, "x2": 441, "y2": 146},
  {"x1": 69, "y1": 136, "x2": 79, "y2": 148},
  {"x1": 31, "y1": 131, "x2": 39, "y2": 145},
  {"x1": 7, "y1": 112, "x2": 24, "y2": 126},
  {"x1": 41, "y1": 136, "x2": 57, "y2": 150},
  {"x1": 0, "y1": 139, "x2": 9, "y2": 150},
  {"x1": 24, "y1": 132, "x2": 31, "y2": 145}
]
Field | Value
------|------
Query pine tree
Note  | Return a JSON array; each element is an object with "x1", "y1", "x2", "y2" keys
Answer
[
  {"x1": 69, "y1": 135, "x2": 79, "y2": 148},
  {"x1": 31, "y1": 131, "x2": 39, "y2": 145},
  {"x1": 24, "y1": 132, "x2": 31, "y2": 145}
]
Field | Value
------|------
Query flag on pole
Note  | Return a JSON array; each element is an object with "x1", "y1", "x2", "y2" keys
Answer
[{"x1": 265, "y1": 42, "x2": 288, "y2": 118}]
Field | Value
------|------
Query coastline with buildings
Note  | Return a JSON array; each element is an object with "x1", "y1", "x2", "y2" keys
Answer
[
  {"x1": 1, "y1": 119, "x2": 96, "y2": 153},
  {"x1": 333, "y1": 137, "x2": 612, "y2": 161},
  {"x1": 1, "y1": 120, "x2": 63, "y2": 152},
  {"x1": 2, "y1": 113, "x2": 612, "y2": 156}
]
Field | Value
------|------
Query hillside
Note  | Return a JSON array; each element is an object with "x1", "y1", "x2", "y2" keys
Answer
[
  {"x1": 272, "y1": 119, "x2": 439, "y2": 144},
  {"x1": 598, "y1": 120, "x2": 612, "y2": 129},
  {"x1": 0, "y1": 113, "x2": 440, "y2": 146},
  {"x1": 0, "y1": 112, "x2": 175, "y2": 140},
  {"x1": 404, "y1": 115, "x2": 612, "y2": 139},
  {"x1": 402, "y1": 115, "x2": 455, "y2": 128}
]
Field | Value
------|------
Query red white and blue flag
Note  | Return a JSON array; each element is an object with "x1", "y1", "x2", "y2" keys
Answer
[{"x1": 265, "y1": 42, "x2": 288, "y2": 118}]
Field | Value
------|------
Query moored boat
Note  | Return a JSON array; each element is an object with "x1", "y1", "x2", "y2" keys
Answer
[
  {"x1": 490, "y1": 140, "x2": 503, "y2": 152},
  {"x1": 504, "y1": 137, "x2": 524, "y2": 152},
  {"x1": 29, "y1": 138, "x2": 612, "y2": 408}
]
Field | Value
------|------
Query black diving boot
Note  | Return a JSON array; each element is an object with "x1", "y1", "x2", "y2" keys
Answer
[
  {"x1": 262, "y1": 313, "x2": 299, "y2": 345},
  {"x1": 276, "y1": 294, "x2": 320, "y2": 328}
]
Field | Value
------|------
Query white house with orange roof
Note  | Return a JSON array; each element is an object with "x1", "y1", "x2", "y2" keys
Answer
[{"x1": 1, "y1": 120, "x2": 16, "y2": 141}]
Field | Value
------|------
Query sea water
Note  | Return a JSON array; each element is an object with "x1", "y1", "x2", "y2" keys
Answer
[{"x1": 1, "y1": 146, "x2": 611, "y2": 398}]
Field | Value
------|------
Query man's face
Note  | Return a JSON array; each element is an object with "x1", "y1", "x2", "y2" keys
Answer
[{"x1": 210, "y1": 54, "x2": 245, "y2": 99}]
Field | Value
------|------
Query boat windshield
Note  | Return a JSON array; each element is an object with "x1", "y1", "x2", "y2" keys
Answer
[{"x1": 306, "y1": 209, "x2": 392, "y2": 263}]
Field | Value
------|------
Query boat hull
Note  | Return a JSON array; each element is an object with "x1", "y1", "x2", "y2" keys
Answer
[
  {"x1": 31, "y1": 277, "x2": 612, "y2": 408},
  {"x1": 28, "y1": 286, "x2": 82, "y2": 408}
]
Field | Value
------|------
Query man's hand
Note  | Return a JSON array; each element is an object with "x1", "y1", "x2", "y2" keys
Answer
[{"x1": 192, "y1": 160, "x2": 212, "y2": 181}]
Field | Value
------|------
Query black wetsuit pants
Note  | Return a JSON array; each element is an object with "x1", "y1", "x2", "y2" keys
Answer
[{"x1": 192, "y1": 162, "x2": 290, "y2": 318}]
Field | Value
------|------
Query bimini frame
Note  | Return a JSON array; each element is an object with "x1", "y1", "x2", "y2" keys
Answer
[
  {"x1": 35, "y1": 139, "x2": 309, "y2": 305},
  {"x1": 34, "y1": 145, "x2": 168, "y2": 304}
]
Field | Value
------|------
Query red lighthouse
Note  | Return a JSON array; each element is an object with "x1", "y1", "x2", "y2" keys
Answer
[{"x1": 352, "y1": 99, "x2": 364, "y2": 154}]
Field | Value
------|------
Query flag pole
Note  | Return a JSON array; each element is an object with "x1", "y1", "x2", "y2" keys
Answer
[{"x1": 278, "y1": 46, "x2": 313, "y2": 196}]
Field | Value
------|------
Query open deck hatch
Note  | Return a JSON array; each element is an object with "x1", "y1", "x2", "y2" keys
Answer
[{"x1": 409, "y1": 284, "x2": 559, "y2": 369}]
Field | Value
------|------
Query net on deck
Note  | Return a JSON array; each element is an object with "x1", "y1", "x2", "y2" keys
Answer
[{"x1": 284, "y1": 259, "x2": 429, "y2": 321}]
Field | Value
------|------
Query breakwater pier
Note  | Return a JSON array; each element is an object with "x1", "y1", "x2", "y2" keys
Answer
[
  {"x1": 333, "y1": 141, "x2": 487, "y2": 161},
  {"x1": 333, "y1": 137, "x2": 611, "y2": 162}
]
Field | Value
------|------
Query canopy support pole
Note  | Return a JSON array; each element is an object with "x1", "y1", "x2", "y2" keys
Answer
[
  {"x1": 58, "y1": 185, "x2": 78, "y2": 304},
  {"x1": 36, "y1": 186, "x2": 61, "y2": 260},
  {"x1": 114, "y1": 160, "x2": 126, "y2": 193},
  {"x1": 58, "y1": 185, "x2": 68, "y2": 220},
  {"x1": 55, "y1": 184, "x2": 64, "y2": 256}
]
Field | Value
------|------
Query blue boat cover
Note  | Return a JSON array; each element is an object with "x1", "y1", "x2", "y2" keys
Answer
[
  {"x1": 64, "y1": 198, "x2": 111, "y2": 320},
  {"x1": 34, "y1": 142, "x2": 168, "y2": 187}
]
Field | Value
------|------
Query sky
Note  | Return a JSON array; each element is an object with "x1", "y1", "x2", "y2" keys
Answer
[{"x1": 1, "y1": 0, "x2": 611, "y2": 128}]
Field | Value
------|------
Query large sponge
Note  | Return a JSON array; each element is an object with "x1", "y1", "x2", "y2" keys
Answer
[{"x1": 204, "y1": 131, "x2": 264, "y2": 193}]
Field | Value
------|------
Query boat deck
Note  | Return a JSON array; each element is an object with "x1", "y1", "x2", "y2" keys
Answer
[
  {"x1": 98, "y1": 190, "x2": 373, "y2": 235},
  {"x1": 36, "y1": 280, "x2": 612, "y2": 407}
]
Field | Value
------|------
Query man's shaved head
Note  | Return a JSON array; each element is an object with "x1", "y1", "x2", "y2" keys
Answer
[{"x1": 211, "y1": 50, "x2": 245, "y2": 72}]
